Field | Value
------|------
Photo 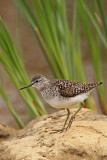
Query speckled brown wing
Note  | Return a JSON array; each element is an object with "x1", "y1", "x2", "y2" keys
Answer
[{"x1": 54, "y1": 80, "x2": 102, "y2": 98}]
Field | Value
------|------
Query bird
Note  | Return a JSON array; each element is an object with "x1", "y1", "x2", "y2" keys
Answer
[{"x1": 20, "y1": 74, "x2": 103, "y2": 132}]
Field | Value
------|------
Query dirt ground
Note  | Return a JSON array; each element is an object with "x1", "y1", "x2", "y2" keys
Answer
[{"x1": 0, "y1": 109, "x2": 107, "y2": 160}]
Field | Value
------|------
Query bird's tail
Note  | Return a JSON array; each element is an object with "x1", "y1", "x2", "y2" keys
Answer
[
  {"x1": 89, "y1": 82, "x2": 103, "y2": 89},
  {"x1": 95, "y1": 82, "x2": 103, "y2": 86}
]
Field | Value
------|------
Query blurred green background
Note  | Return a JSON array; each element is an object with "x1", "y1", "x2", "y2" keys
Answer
[{"x1": 0, "y1": 0, "x2": 107, "y2": 128}]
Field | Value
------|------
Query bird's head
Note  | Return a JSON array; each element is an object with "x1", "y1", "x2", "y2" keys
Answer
[{"x1": 20, "y1": 74, "x2": 48, "y2": 90}]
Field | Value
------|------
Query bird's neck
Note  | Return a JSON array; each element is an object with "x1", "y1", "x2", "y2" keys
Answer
[{"x1": 37, "y1": 80, "x2": 50, "y2": 91}]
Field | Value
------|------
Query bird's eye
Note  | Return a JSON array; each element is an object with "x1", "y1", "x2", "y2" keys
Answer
[{"x1": 35, "y1": 80, "x2": 39, "y2": 83}]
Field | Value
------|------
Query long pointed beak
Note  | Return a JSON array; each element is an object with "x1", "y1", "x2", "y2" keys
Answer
[{"x1": 20, "y1": 83, "x2": 33, "y2": 90}]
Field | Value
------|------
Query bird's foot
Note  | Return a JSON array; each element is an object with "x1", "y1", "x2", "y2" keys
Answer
[{"x1": 51, "y1": 127, "x2": 65, "y2": 133}]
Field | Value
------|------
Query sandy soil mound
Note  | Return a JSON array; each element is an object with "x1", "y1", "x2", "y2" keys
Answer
[{"x1": 0, "y1": 108, "x2": 107, "y2": 160}]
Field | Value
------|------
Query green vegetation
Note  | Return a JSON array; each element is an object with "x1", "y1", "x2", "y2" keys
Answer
[
  {"x1": 0, "y1": 0, "x2": 107, "y2": 127},
  {"x1": 0, "y1": 19, "x2": 46, "y2": 128}
]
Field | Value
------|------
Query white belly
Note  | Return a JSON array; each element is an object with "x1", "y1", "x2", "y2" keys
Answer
[{"x1": 45, "y1": 93, "x2": 89, "y2": 109}]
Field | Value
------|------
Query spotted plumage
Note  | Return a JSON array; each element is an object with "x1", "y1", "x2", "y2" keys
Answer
[
  {"x1": 52, "y1": 80, "x2": 102, "y2": 97},
  {"x1": 20, "y1": 75, "x2": 103, "y2": 105}
]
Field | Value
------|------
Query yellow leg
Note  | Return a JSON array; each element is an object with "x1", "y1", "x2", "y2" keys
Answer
[
  {"x1": 66, "y1": 102, "x2": 84, "y2": 130},
  {"x1": 62, "y1": 109, "x2": 70, "y2": 130},
  {"x1": 52, "y1": 109, "x2": 70, "y2": 133}
]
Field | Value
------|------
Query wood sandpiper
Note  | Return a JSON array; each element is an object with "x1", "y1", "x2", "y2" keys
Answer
[{"x1": 20, "y1": 74, "x2": 103, "y2": 132}]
